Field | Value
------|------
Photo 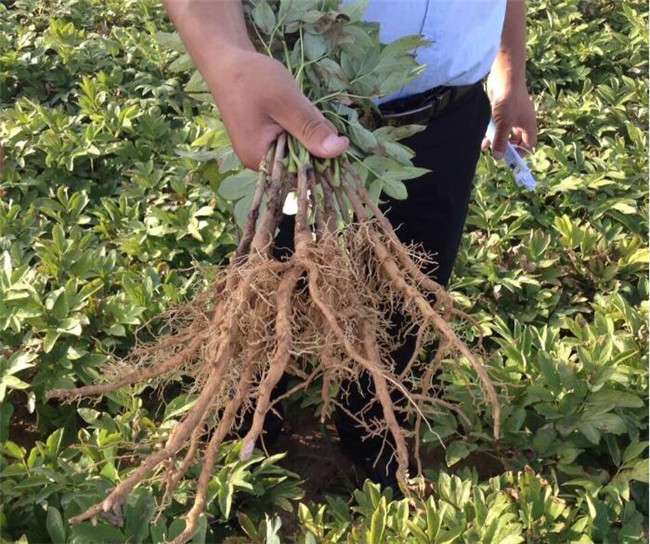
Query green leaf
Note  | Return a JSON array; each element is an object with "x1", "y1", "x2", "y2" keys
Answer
[
  {"x1": 629, "y1": 458, "x2": 649, "y2": 483},
  {"x1": 125, "y1": 492, "x2": 156, "y2": 544},
  {"x1": 500, "y1": 536, "x2": 525, "y2": 544},
  {"x1": 278, "y1": 0, "x2": 319, "y2": 25},
  {"x1": 315, "y1": 58, "x2": 349, "y2": 91},
  {"x1": 1, "y1": 440, "x2": 25, "y2": 459},
  {"x1": 168, "y1": 53, "x2": 195, "y2": 73},
  {"x1": 557, "y1": 443, "x2": 582, "y2": 465},
  {"x1": 189, "y1": 516, "x2": 208, "y2": 543},
  {"x1": 382, "y1": 177, "x2": 407, "y2": 200},
  {"x1": 1, "y1": 251, "x2": 12, "y2": 284},
  {"x1": 156, "y1": 31, "x2": 186, "y2": 53},
  {"x1": 43, "y1": 329, "x2": 61, "y2": 353},
  {"x1": 586, "y1": 389, "x2": 644, "y2": 409},
  {"x1": 366, "y1": 498, "x2": 387, "y2": 544},
  {"x1": 446, "y1": 440, "x2": 472, "y2": 467},
  {"x1": 100, "y1": 461, "x2": 119, "y2": 482},
  {"x1": 590, "y1": 413, "x2": 627, "y2": 435},
  {"x1": 252, "y1": 1, "x2": 276, "y2": 34},
  {"x1": 218, "y1": 170, "x2": 259, "y2": 201},
  {"x1": 349, "y1": 122, "x2": 378, "y2": 152},
  {"x1": 373, "y1": 124, "x2": 427, "y2": 141},
  {"x1": 537, "y1": 352, "x2": 561, "y2": 393},
  {"x1": 149, "y1": 519, "x2": 166, "y2": 543},
  {"x1": 71, "y1": 522, "x2": 125, "y2": 544},
  {"x1": 78, "y1": 408, "x2": 115, "y2": 431},
  {"x1": 532, "y1": 426, "x2": 556, "y2": 454},
  {"x1": 2, "y1": 375, "x2": 30, "y2": 390},
  {"x1": 383, "y1": 141, "x2": 414, "y2": 165},
  {"x1": 238, "y1": 512, "x2": 260, "y2": 539},
  {"x1": 623, "y1": 441, "x2": 649, "y2": 464},
  {"x1": 610, "y1": 201, "x2": 637, "y2": 214},
  {"x1": 437, "y1": 524, "x2": 465, "y2": 544},
  {"x1": 367, "y1": 179, "x2": 383, "y2": 205},
  {"x1": 264, "y1": 515, "x2": 282, "y2": 544},
  {"x1": 381, "y1": 35, "x2": 430, "y2": 57},
  {"x1": 578, "y1": 422, "x2": 601, "y2": 444},
  {"x1": 46, "y1": 507, "x2": 66, "y2": 544},
  {"x1": 46, "y1": 428, "x2": 64, "y2": 458},
  {"x1": 167, "y1": 519, "x2": 186, "y2": 541},
  {"x1": 164, "y1": 394, "x2": 198, "y2": 420},
  {"x1": 363, "y1": 156, "x2": 428, "y2": 185},
  {"x1": 185, "y1": 71, "x2": 208, "y2": 94},
  {"x1": 218, "y1": 479, "x2": 235, "y2": 519},
  {"x1": 304, "y1": 32, "x2": 327, "y2": 60},
  {"x1": 339, "y1": 0, "x2": 370, "y2": 21},
  {"x1": 51, "y1": 290, "x2": 70, "y2": 320},
  {"x1": 234, "y1": 190, "x2": 256, "y2": 229}
]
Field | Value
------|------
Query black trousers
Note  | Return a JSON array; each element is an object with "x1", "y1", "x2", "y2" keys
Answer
[{"x1": 270, "y1": 85, "x2": 491, "y2": 455}]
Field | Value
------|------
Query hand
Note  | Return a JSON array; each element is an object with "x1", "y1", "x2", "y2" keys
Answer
[
  {"x1": 484, "y1": 71, "x2": 537, "y2": 159},
  {"x1": 209, "y1": 49, "x2": 349, "y2": 170}
]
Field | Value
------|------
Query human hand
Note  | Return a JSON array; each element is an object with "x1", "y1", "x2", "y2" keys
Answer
[
  {"x1": 210, "y1": 49, "x2": 349, "y2": 170},
  {"x1": 483, "y1": 72, "x2": 537, "y2": 159}
]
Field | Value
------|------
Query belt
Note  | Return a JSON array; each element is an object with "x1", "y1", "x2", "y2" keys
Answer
[{"x1": 377, "y1": 82, "x2": 479, "y2": 127}]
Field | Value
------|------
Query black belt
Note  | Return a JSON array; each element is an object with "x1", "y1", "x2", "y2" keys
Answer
[{"x1": 377, "y1": 82, "x2": 479, "y2": 127}]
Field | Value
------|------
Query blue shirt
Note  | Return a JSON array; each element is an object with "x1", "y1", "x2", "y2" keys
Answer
[{"x1": 360, "y1": 0, "x2": 507, "y2": 98}]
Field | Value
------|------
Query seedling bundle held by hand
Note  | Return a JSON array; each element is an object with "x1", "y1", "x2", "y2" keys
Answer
[{"x1": 47, "y1": 1, "x2": 501, "y2": 541}]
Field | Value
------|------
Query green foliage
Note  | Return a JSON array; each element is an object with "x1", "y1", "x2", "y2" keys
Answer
[
  {"x1": 294, "y1": 471, "x2": 646, "y2": 543},
  {"x1": 0, "y1": 0, "x2": 238, "y2": 428},
  {"x1": 1, "y1": 406, "x2": 303, "y2": 542},
  {"x1": 0, "y1": 0, "x2": 647, "y2": 542}
]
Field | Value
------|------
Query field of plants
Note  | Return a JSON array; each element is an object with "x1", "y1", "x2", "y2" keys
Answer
[{"x1": 0, "y1": 0, "x2": 648, "y2": 542}]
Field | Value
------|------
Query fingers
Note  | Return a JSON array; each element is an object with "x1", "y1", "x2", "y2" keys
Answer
[
  {"x1": 486, "y1": 107, "x2": 538, "y2": 159},
  {"x1": 272, "y1": 89, "x2": 348, "y2": 159},
  {"x1": 519, "y1": 125, "x2": 537, "y2": 152},
  {"x1": 229, "y1": 97, "x2": 347, "y2": 170},
  {"x1": 509, "y1": 127, "x2": 527, "y2": 156},
  {"x1": 509, "y1": 125, "x2": 537, "y2": 157},
  {"x1": 486, "y1": 86, "x2": 538, "y2": 159},
  {"x1": 233, "y1": 124, "x2": 284, "y2": 171},
  {"x1": 490, "y1": 118, "x2": 511, "y2": 160},
  {"x1": 485, "y1": 127, "x2": 537, "y2": 158},
  {"x1": 510, "y1": 127, "x2": 524, "y2": 146}
]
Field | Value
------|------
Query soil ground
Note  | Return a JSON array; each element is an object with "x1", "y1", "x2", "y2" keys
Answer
[
  {"x1": 270, "y1": 404, "x2": 505, "y2": 505},
  {"x1": 270, "y1": 409, "x2": 360, "y2": 501}
]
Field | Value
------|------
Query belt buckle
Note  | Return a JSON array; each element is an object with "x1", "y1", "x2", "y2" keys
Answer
[
  {"x1": 435, "y1": 87, "x2": 454, "y2": 116},
  {"x1": 380, "y1": 87, "x2": 455, "y2": 127},
  {"x1": 382, "y1": 101, "x2": 436, "y2": 127}
]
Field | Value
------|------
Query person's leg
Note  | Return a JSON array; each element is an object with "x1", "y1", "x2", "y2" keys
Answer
[{"x1": 335, "y1": 86, "x2": 492, "y2": 479}]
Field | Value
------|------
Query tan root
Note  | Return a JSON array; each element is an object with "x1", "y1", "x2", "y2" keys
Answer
[{"x1": 48, "y1": 134, "x2": 500, "y2": 543}]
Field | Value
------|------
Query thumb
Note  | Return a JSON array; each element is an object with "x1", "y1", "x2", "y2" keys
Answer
[
  {"x1": 273, "y1": 92, "x2": 348, "y2": 159},
  {"x1": 491, "y1": 118, "x2": 511, "y2": 160}
]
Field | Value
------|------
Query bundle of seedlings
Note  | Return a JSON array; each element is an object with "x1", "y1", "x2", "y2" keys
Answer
[{"x1": 47, "y1": 1, "x2": 501, "y2": 541}]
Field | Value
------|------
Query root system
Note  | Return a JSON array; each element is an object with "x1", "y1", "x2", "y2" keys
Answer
[{"x1": 47, "y1": 133, "x2": 500, "y2": 543}]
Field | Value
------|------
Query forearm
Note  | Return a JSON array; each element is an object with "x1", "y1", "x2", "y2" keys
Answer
[
  {"x1": 492, "y1": 0, "x2": 527, "y2": 88},
  {"x1": 161, "y1": 0, "x2": 255, "y2": 80}
]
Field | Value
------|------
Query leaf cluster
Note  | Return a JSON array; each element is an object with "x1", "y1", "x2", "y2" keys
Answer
[{"x1": 0, "y1": 0, "x2": 237, "y2": 442}]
